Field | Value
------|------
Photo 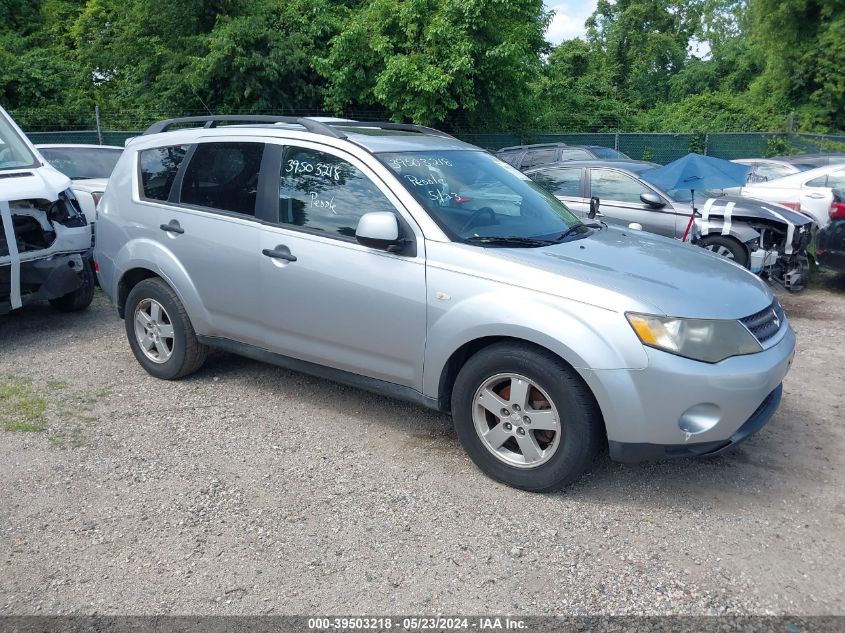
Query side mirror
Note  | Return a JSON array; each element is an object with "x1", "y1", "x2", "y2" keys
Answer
[
  {"x1": 356, "y1": 212, "x2": 404, "y2": 250},
  {"x1": 640, "y1": 192, "x2": 666, "y2": 208},
  {"x1": 588, "y1": 196, "x2": 602, "y2": 219}
]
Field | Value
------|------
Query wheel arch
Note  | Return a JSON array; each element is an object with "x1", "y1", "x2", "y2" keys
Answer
[{"x1": 435, "y1": 336, "x2": 604, "y2": 431}]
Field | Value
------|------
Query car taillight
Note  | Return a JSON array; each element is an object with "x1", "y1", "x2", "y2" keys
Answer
[{"x1": 830, "y1": 202, "x2": 845, "y2": 220}]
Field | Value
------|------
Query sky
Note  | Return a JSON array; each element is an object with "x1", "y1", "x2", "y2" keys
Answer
[{"x1": 544, "y1": 0, "x2": 598, "y2": 44}]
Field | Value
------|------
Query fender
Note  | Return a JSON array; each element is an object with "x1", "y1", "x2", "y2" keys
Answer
[
  {"x1": 112, "y1": 238, "x2": 213, "y2": 334},
  {"x1": 422, "y1": 289, "x2": 649, "y2": 399},
  {"x1": 696, "y1": 219, "x2": 759, "y2": 245}
]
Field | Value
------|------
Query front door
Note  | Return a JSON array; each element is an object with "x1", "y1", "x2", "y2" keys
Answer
[
  {"x1": 259, "y1": 143, "x2": 427, "y2": 389},
  {"x1": 588, "y1": 168, "x2": 678, "y2": 236}
]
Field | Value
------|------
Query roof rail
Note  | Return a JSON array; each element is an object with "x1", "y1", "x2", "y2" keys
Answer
[
  {"x1": 142, "y1": 115, "x2": 348, "y2": 139},
  {"x1": 142, "y1": 115, "x2": 456, "y2": 141},
  {"x1": 496, "y1": 142, "x2": 569, "y2": 152},
  {"x1": 330, "y1": 121, "x2": 456, "y2": 139}
]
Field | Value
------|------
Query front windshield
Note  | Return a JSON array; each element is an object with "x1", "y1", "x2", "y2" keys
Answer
[
  {"x1": 663, "y1": 188, "x2": 726, "y2": 203},
  {"x1": 381, "y1": 150, "x2": 584, "y2": 243},
  {"x1": 0, "y1": 111, "x2": 38, "y2": 171},
  {"x1": 39, "y1": 147, "x2": 122, "y2": 179}
]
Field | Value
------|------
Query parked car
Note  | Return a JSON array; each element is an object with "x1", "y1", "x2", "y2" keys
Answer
[
  {"x1": 772, "y1": 153, "x2": 845, "y2": 169},
  {"x1": 36, "y1": 144, "x2": 123, "y2": 222},
  {"x1": 1, "y1": 106, "x2": 94, "y2": 314},
  {"x1": 729, "y1": 163, "x2": 845, "y2": 228},
  {"x1": 495, "y1": 143, "x2": 630, "y2": 170},
  {"x1": 526, "y1": 160, "x2": 814, "y2": 291},
  {"x1": 816, "y1": 189, "x2": 845, "y2": 273},
  {"x1": 731, "y1": 158, "x2": 815, "y2": 183},
  {"x1": 95, "y1": 115, "x2": 795, "y2": 491}
]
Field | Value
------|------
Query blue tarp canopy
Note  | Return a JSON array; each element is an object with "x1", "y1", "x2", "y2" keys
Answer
[{"x1": 642, "y1": 153, "x2": 751, "y2": 193}]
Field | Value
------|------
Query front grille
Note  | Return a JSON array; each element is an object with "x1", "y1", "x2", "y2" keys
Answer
[{"x1": 740, "y1": 300, "x2": 785, "y2": 344}]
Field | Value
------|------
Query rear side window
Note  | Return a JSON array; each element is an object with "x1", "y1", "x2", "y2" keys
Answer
[
  {"x1": 139, "y1": 145, "x2": 188, "y2": 201},
  {"x1": 826, "y1": 170, "x2": 845, "y2": 189},
  {"x1": 522, "y1": 149, "x2": 556, "y2": 169},
  {"x1": 531, "y1": 168, "x2": 582, "y2": 197},
  {"x1": 180, "y1": 142, "x2": 265, "y2": 216}
]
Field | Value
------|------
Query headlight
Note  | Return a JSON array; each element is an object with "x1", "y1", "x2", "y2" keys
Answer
[{"x1": 626, "y1": 313, "x2": 762, "y2": 363}]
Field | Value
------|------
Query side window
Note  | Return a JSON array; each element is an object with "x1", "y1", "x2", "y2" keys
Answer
[
  {"x1": 806, "y1": 175, "x2": 828, "y2": 187},
  {"x1": 530, "y1": 168, "x2": 582, "y2": 197},
  {"x1": 557, "y1": 148, "x2": 593, "y2": 161},
  {"x1": 180, "y1": 142, "x2": 265, "y2": 216},
  {"x1": 522, "y1": 149, "x2": 556, "y2": 169},
  {"x1": 825, "y1": 171, "x2": 845, "y2": 189},
  {"x1": 278, "y1": 147, "x2": 396, "y2": 239},
  {"x1": 139, "y1": 145, "x2": 188, "y2": 201},
  {"x1": 590, "y1": 169, "x2": 652, "y2": 204}
]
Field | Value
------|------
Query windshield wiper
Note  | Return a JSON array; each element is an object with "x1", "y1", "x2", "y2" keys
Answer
[
  {"x1": 554, "y1": 223, "x2": 587, "y2": 242},
  {"x1": 465, "y1": 236, "x2": 556, "y2": 247}
]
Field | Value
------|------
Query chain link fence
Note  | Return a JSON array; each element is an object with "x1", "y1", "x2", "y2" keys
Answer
[{"x1": 19, "y1": 111, "x2": 845, "y2": 163}]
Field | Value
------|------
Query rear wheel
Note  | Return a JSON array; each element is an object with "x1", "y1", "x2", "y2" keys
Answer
[
  {"x1": 49, "y1": 261, "x2": 95, "y2": 312},
  {"x1": 697, "y1": 235, "x2": 750, "y2": 268},
  {"x1": 451, "y1": 343, "x2": 604, "y2": 492},
  {"x1": 124, "y1": 278, "x2": 207, "y2": 380}
]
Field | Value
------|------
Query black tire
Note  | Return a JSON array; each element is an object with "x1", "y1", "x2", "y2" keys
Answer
[
  {"x1": 697, "y1": 235, "x2": 750, "y2": 268},
  {"x1": 124, "y1": 278, "x2": 207, "y2": 380},
  {"x1": 451, "y1": 342, "x2": 604, "y2": 492},
  {"x1": 49, "y1": 260, "x2": 95, "y2": 312}
]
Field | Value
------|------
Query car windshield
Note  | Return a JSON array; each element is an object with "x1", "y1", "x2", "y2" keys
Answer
[
  {"x1": 39, "y1": 146, "x2": 122, "y2": 179},
  {"x1": 380, "y1": 150, "x2": 584, "y2": 244},
  {"x1": 0, "y1": 112, "x2": 38, "y2": 171},
  {"x1": 591, "y1": 147, "x2": 629, "y2": 160},
  {"x1": 662, "y1": 188, "x2": 727, "y2": 203}
]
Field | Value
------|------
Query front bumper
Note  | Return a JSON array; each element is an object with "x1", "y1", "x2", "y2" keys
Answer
[
  {"x1": 609, "y1": 384, "x2": 782, "y2": 462},
  {"x1": 581, "y1": 324, "x2": 795, "y2": 460}
]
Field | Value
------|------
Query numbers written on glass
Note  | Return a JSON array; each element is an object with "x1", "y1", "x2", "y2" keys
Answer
[
  {"x1": 387, "y1": 156, "x2": 454, "y2": 169},
  {"x1": 285, "y1": 159, "x2": 342, "y2": 181}
]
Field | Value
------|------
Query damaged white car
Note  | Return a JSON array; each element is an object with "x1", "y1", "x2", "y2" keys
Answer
[{"x1": 1, "y1": 106, "x2": 94, "y2": 315}]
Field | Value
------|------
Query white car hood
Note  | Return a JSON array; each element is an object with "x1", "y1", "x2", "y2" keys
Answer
[{"x1": 0, "y1": 165, "x2": 71, "y2": 203}]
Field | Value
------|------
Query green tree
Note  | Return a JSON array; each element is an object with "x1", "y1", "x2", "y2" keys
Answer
[
  {"x1": 749, "y1": 0, "x2": 845, "y2": 131},
  {"x1": 318, "y1": 0, "x2": 550, "y2": 129}
]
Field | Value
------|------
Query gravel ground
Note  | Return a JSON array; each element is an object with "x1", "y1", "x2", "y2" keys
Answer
[{"x1": 0, "y1": 275, "x2": 843, "y2": 616}]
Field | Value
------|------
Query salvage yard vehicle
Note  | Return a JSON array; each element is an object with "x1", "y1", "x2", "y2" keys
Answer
[
  {"x1": 816, "y1": 190, "x2": 845, "y2": 273},
  {"x1": 1, "y1": 106, "x2": 94, "y2": 315},
  {"x1": 96, "y1": 116, "x2": 795, "y2": 491},
  {"x1": 732, "y1": 158, "x2": 815, "y2": 183},
  {"x1": 495, "y1": 142, "x2": 630, "y2": 170},
  {"x1": 526, "y1": 160, "x2": 815, "y2": 291},
  {"x1": 36, "y1": 144, "x2": 123, "y2": 223},
  {"x1": 729, "y1": 163, "x2": 845, "y2": 228}
]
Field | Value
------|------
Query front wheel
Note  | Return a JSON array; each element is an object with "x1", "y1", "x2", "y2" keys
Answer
[
  {"x1": 451, "y1": 343, "x2": 604, "y2": 492},
  {"x1": 697, "y1": 235, "x2": 750, "y2": 268}
]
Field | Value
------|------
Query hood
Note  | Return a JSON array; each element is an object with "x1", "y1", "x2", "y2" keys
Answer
[
  {"x1": 0, "y1": 165, "x2": 71, "y2": 203},
  {"x1": 677, "y1": 194, "x2": 812, "y2": 227},
  {"x1": 70, "y1": 177, "x2": 109, "y2": 193},
  {"x1": 470, "y1": 227, "x2": 774, "y2": 320}
]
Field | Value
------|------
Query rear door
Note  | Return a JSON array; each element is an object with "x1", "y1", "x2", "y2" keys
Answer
[
  {"x1": 258, "y1": 142, "x2": 427, "y2": 389},
  {"x1": 587, "y1": 168, "x2": 678, "y2": 236},
  {"x1": 137, "y1": 140, "x2": 268, "y2": 346}
]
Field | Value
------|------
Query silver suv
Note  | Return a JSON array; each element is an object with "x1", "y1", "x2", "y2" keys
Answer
[{"x1": 95, "y1": 116, "x2": 796, "y2": 491}]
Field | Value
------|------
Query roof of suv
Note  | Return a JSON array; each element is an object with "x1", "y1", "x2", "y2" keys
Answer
[
  {"x1": 139, "y1": 116, "x2": 478, "y2": 154},
  {"x1": 525, "y1": 159, "x2": 659, "y2": 173}
]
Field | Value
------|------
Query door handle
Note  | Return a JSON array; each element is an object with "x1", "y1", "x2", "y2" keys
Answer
[
  {"x1": 805, "y1": 193, "x2": 825, "y2": 199},
  {"x1": 262, "y1": 246, "x2": 297, "y2": 262},
  {"x1": 160, "y1": 221, "x2": 184, "y2": 234}
]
